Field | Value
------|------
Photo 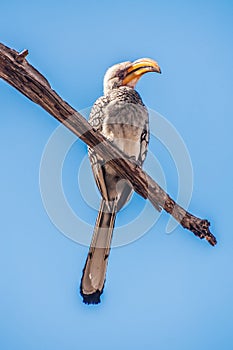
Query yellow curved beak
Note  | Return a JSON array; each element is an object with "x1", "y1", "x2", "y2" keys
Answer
[{"x1": 122, "y1": 58, "x2": 161, "y2": 85}]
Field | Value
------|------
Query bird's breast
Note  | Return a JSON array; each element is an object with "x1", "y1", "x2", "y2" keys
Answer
[{"x1": 102, "y1": 101, "x2": 147, "y2": 160}]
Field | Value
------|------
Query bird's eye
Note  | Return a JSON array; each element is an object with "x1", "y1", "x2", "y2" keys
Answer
[{"x1": 118, "y1": 70, "x2": 125, "y2": 80}]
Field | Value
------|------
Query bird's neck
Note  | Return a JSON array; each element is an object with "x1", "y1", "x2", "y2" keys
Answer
[{"x1": 104, "y1": 84, "x2": 134, "y2": 96}]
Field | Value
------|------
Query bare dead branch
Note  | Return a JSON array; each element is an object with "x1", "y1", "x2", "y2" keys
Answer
[{"x1": 0, "y1": 42, "x2": 217, "y2": 246}]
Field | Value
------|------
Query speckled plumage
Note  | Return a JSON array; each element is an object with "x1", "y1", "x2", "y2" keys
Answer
[{"x1": 88, "y1": 86, "x2": 149, "y2": 203}]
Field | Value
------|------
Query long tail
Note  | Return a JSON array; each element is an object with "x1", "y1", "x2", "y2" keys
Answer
[{"x1": 80, "y1": 199, "x2": 117, "y2": 304}]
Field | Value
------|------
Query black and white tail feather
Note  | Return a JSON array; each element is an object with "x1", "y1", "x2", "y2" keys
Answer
[{"x1": 80, "y1": 199, "x2": 117, "y2": 304}]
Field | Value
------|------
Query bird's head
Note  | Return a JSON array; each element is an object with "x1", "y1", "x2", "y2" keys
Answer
[{"x1": 103, "y1": 58, "x2": 161, "y2": 95}]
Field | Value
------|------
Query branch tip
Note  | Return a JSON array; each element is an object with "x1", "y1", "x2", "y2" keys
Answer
[{"x1": 16, "y1": 49, "x2": 28, "y2": 63}]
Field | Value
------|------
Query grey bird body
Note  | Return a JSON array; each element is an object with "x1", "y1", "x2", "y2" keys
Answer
[{"x1": 80, "y1": 59, "x2": 161, "y2": 304}]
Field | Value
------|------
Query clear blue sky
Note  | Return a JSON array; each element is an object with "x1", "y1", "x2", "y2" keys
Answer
[{"x1": 1, "y1": 1, "x2": 233, "y2": 349}]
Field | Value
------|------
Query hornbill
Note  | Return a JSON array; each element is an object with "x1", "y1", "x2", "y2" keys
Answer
[{"x1": 80, "y1": 58, "x2": 161, "y2": 304}]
